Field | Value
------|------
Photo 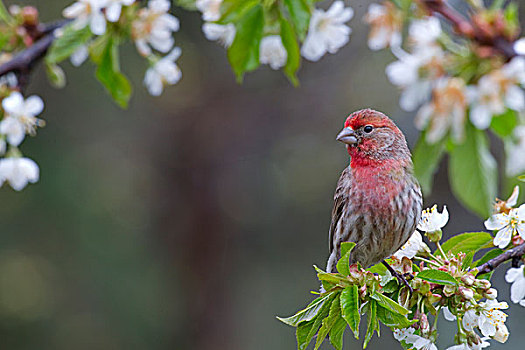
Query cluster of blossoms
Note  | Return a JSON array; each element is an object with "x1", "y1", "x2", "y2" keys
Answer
[
  {"x1": 484, "y1": 186, "x2": 525, "y2": 308},
  {"x1": 63, "y1": 0, "x2": 181, "y2": 96},
  {"x1": 388, "y1": 205, "x2": 512, "y2": 350},
  {"x1": 0, "y1": 86, "x2": 42, "y2": 191},
  {"x1": 197, "y1": 0, "x2": 354, "y2": 70},
  {"x1": 366, "y1": 1, "x2": 525, "y2": 176}
]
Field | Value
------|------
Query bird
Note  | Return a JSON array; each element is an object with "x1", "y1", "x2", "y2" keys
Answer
[{"x1": 326, "y1": 109, "x2": 422, "y2": 283}]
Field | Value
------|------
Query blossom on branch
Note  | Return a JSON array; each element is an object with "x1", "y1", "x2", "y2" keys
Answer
[
  {"x1": 416, "y1": 77, "x2": 468, "y2": 144},
  {"x1": 196, "y1": 0, "x2": 222, "y2": 22},
  {"x1": 301, "y1": 1, "x2": 353, "y2": 62},
  {"x1": 505, "y1": 265, "x2": 525, "y2": 305},
  {"x1": 393, "y1": 231, "x2": 429, "y2": 259},
  {"x1": 0, "y1": 157, "x2": 39, "y2": 191},
  {"x1": 144, "y1": 47, "x2": 182, "y2": 96},
  {"x1": 0, "y1": 92, "x2": 45, "y2": 146},
  {"x1": 418, "y1": 205, "x2": 449, "y2": 232},
  {"x1": 202, "y1": 23, "x2": 235, "y2": 48},
  {"x1": 259, "y1": 36, "x2": 287, "y2": 70},
  {"x1": 484, "y1": 204, "x2": 525, "y2": 248},
  {"x1": 467, "y1": 57, "x2": 525, "y2": 130},
  {"x1": 393, "y1": 327, "x2": 437, "y2": 350},
  {"x1": 105, "y1": 0, "x2": 135, "y2": 22},
  {"x1": 63, "y1": 0, "x2": 108, "y2": 35},
  {"x1": 132, "y1": 0, "x2": 179, "y2": 56},
  {"x1": 364, "y1": 2, "x2": 402, "y2": 51},
  {"x1": 506, "y1": 126, "x2": 525, "y2": 176},
  {"x1": 463, "y1": 300, "x2": 509, "y2": 343}
]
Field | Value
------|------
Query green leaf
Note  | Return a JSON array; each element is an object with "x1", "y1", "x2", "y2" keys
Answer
[
  {"x1": 218, "y1": 0, "x2": 259, "y2": 24},
  {"x1": 297, "y1": 293, "x2": 335, "y2": 350},
  {"x1": 462, "y1": 250, "x2": 476, "y2": 270},
  {"x1": 284, "y1": 0, "x2": 311, "y2": 40},
  {"x1": 474, "y1": 248, "x2": 504, "y2": 280},
  {"x1": 336, "y1": 242, "x2": 356, "y2": 276},
  {"x1": 329, "y1": 316, "x2": 347, "y2": 350},
  {"x1": 490, "y1": 110, "x2": 518, "y2": 138},
  {"x1": 370, "y1": 292, "x2": 409, "y2": 315},
  {"x1": 277, "y1": 293, "x2": 332, "y2": 327},
  {"x1": 296, "y1": 319, "x2": 316, "y2": 350},
  {"x1": 416, "y1": 269, "x2": 457, "y2": 285},
  {"x1": 46, "y1": 25, "x2": 92, "y2": 64},
  {"x1": 518, "y1": 175, "x2": 525, "y2": 182},
  {"x1": 174, "y1": 0, "x2": 198, "y2": 10},
  {"x1": 95, "y1": 37, "x2": 132, "y2": 108},
  {"x1": 314, "y1": 297, "x2": 341, "y2": 350},
  {"x1": 363, "y1": 300, "x2": 377, "y2": 349},
  {"x1": 376, "y1": 305, "x2": 416, "y2": 328},
  {"x1": 340, "y1": 285, "x2": 360, "y2": 339},
  {"x1": 449, "y1": 123, "x2": 497, "y2": 217},
  {"x1": 413, "y1": 134, "x2": 445, "y2": 195},
  {"x1": 441, "y1": 232, "x2": 494, "y2": 255},
  {"x1": 0, "y1": 0, "x2": 14, "y2": 24},
  {"x1": 280, "y1": 16, "x2": 300, "y2": 86},
  {"x1": 45, "y1": 62, "x2": 66, "y2": 88},
  {"x1": 227, "y1": 4, "x2": 264, "y2": 81},
  {"x1": 89, "y1": 33, "x2": 109, "y2": 64}
]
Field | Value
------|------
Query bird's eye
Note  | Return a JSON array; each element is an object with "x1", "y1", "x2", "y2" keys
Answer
[{"x1": 363, "y1": 125, "x2": 373, "y2": 133}]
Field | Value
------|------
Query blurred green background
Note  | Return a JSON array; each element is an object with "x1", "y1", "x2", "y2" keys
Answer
[{"x1": 1, "y1": 0, "x2": 524, "y2": 349}]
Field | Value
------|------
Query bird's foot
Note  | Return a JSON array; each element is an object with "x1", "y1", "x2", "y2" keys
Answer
[{"x1": 381, "y1": 261, "x2": 413, "y2": 293}]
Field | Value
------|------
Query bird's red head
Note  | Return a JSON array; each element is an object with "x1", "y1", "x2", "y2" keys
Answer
[{"x1": 336, "y1": 109, "x2": 411, "y2": 168}]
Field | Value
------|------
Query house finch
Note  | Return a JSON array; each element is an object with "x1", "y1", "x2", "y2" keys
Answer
[{"x1": 326, "y1": 109, "x2": 422, "y2": 275}]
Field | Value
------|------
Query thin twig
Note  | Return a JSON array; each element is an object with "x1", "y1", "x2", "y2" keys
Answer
[
  {"x1": 476, "y1": 243, "x2": 525, "y2": 276},
  {"x1": 420, "y1": 0, "x2": 517, "y2": 59},
  {"x1": 0, "y1": 19, "x2": 70, "y2": 86}
]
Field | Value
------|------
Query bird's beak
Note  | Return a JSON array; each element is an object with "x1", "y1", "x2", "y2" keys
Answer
[{"x1": 336, "y1": 127, "x2": 358, "y2": 145}]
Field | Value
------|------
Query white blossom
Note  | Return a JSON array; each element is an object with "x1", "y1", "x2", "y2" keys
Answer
[
  {"x1": 468, "y1": 57, "x2": 525, "y2": 129},
  {"x1": 463, "y1": 300, "x2": 509, "y2": 342},
  {"x1": 0, "y1": 72, "x2": 17, "y2": 88},
  {"x1": 132, "y1": 0, "x2": 179, "y2": 56},
  {"x1": 0, "y1": 92, "x2": 44, "y2": 146},
  {"x1": 0, "y1": 157, "x2": 39, "y2": 191},
  {"x1": 505, "y1": 265, "x2": 525, "y2": 304},
  {"x1": 196, "y1": 0, "x2": 222, "y2": 22},
  {"x1": 393, "y1": 231, "x2": 428, "y2": 259},
  {"x1": 63, "y1": 0, "x2": 108, "y2": 35},
  {"x1": 301, "y1": 1, "x2": 353, "y2": 62},
  {"x1": 416, "y1": 77, "x2": 468, "y2": 143},
  {"x1": 259, "y1": 35, "x2": 287, "y2": 70},
  {"x1": 364, "y1": 2, "x2": 402, "y2": 51},
  {"x1": 393, "y1": 327, "x2": 437, "y2": 350},
  {"x1": 144, "y1": 48, "x2": 182, "y2": 96},
  {"x1": 446, "y1": 338, "x2": 490, "y2": 350},
  {"x1": 105, "y1": 0, "x2": 135, "y2": 22},
  {"x1": 443, "y1": 306, "x2": 456, "y2": 321},
  {"x1": 506, "y1": 126, "x2": 525, "y2": 176},
  {"x1": 418, "y1": 205, "x2": 449, "y2": 232},
  {"x1": 515, "y1": 37, "x2": 525, "y2": 56},
  {"x1": 386, "y1": 17, "x2": 446, "y2": 112},
  {"x1": 70, "y1": 44, "x2": 89, "y2": 67},
  {"x1": 202, "y1": 23, "x2": 236, "y2": 48},
  {"x1": 409, "y1": 17, "x2": 442, "y2": 48},
  {"x1": 484, "y1": 204, "x2": 525, "y2": 248}
]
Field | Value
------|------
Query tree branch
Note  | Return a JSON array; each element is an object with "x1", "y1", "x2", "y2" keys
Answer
[
  {"x1": 476, "y1": 243, "x2": 525, "y2": 276},
  {"x1": 0, "y1": 20, "x2": 69, "y2": 85},
  {"x1": 420, "y1": 0, "x2": 517, "y2": 59}
]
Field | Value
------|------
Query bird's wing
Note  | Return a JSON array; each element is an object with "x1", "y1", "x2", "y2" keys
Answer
[{"x1": 328, "y1": 166, "x2": 352, "y2": 254}]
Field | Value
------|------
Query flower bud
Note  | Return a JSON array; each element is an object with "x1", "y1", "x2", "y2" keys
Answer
[
  {"x1": 425, "y1": 229, "x2": 442, "y2": 243},
  {"x1": 461, "y1": 274, "x2": 475, "y2": 286},
  {"x1": 359, "y1": 285, "x2": 367, "y2": 299},
  {"x1": 419, "y1": 281, "x2": 431, "y2": 295},
  {"x1": 467, "y1": 333, "x2": 482, "y2": 347},
  {"x1": 21, "y1": 6, "x2": 38, "y2": 26},
  {"x1": 427, "y1": 293, "x2": 442, "y2": 304},
  {"x1": 474, "y1": 279, "x2": 491, "y2": 290},
  {"x1": 419, "y1": 314, "x2": 430, "y2": 333},
  {"x1": 459, "y1": 286, "x2": 474, "y2": 300},
  {"x1": 443, "y1": 284, "x2": 456, "y2": 297},
  {"x1": 484, "y1": 288, "x2": 498, "y2": 300}
]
